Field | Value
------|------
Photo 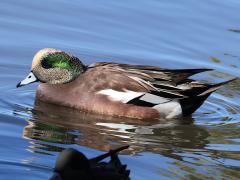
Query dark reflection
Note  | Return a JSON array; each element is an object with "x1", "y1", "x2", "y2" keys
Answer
[
  {"x1": 50, "y1": 146, "x2": 130, "y2": 180},
  {"x1": 229, "y1": 28, "x2": 240, "y2": 33},
  {"x1": 22, "y1": 100, "x2": 210, "y2": 160}
]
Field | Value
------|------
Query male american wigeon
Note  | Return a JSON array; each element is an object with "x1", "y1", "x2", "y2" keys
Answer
[{"x1": 17, "y1": 48, "x2": 236, "y2": 120}]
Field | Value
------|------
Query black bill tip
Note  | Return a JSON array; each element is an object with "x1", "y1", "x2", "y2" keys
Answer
[{"x1": 16, "y1": 82, "x2": 22, "y2": 88}]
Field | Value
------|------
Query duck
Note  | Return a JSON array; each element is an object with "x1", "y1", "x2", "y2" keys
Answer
[
  {"x1": 17, "y1": 48, "x2": 236, "y2": 120},
  {"x1": 50, "y1": 145, "x2": 130, "y2": 180}
]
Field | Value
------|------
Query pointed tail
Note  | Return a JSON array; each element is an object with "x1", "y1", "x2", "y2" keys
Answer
[
  {"x1": 180, "y1": 78, "x2": 237, "y2": 116},
  {"x1": 198, "y1": 78, "x2": 237, "y2": 96}
]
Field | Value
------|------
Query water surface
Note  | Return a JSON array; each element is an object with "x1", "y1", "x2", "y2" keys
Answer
[{"x1": 0, "y1": 0, "x2": 240, "y2": 179}]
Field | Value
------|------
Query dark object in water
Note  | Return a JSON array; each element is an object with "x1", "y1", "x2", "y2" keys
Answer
[{"x1": 50, "y1": 145, "x2": 130, "y2": 180}]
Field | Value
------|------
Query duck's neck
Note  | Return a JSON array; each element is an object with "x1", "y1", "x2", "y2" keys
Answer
[{"x1": 71, "y1": 56, "x2": 87, "y2": 80}]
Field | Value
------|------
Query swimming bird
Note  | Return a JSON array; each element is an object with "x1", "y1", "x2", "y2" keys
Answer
[
  {"x1": 17, "y1": 48, "x2": 236, "y2": 120},
  {"x1": 50, "y1": 146, "x2": 130, "y2": 180}
]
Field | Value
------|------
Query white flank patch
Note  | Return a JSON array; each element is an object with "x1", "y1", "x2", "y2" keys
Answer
[
  {"x1": 153, "y1": 100, "x2": 182, "y2": 119},
  {"x1": 97, "y1": 89, "x2": 144, "y2": 103}
]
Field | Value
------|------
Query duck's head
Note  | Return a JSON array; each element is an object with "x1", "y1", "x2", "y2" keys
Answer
[{"x1": 17, "y1": 48, "x2": 86, "y2": 88}]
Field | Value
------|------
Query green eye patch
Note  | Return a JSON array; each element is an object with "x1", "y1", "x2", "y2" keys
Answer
[{"x1": 41, "y1": 53, "x2": 73, "y2": 71}]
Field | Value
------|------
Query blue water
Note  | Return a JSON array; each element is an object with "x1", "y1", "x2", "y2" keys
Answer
[{"x1": 0, "y1": 0, "x2": 240, "y2": 179}]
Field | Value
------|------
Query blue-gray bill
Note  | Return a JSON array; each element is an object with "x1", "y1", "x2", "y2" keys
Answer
[{"x1": 16, "y1": 71, "x2": 38, "y2": 88}]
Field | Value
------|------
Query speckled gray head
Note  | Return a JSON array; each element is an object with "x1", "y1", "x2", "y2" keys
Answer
[{"x1": 17, "y1": 48, "x2": 86, "y2": 88}]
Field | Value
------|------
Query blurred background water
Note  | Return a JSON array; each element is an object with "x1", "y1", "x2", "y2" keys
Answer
[{"x1": 0, "y1": 0, "x2": 240, "y2": 179}]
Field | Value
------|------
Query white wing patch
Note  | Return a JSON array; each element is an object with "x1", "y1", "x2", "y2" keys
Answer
[
  {"x1": 139, "y1": 93, "x2": 170, "y2": 104},
  {"x1": 96, "y1": 89, "x2": 182, "y2": 119},
  {"x1": 97, "y1": 89, "x2": 144, "y2": 103}
]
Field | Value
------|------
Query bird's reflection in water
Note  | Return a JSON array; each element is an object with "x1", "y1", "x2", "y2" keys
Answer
[{"x1": 23, "y1": 100, "x2": 209, "y2": 160}]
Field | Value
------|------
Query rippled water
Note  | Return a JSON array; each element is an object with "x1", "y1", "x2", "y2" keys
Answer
[{"x1": 0, "y1": 0, "x2": 240, "y2": 179}]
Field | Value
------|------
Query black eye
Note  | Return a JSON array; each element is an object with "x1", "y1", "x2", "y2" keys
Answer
[
  {"x1": 28, "y1": 75, "x2": 32, "y2": 78},
  {"x1": 41, "y1": 58, "x2": 53, "y2": 69}
]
